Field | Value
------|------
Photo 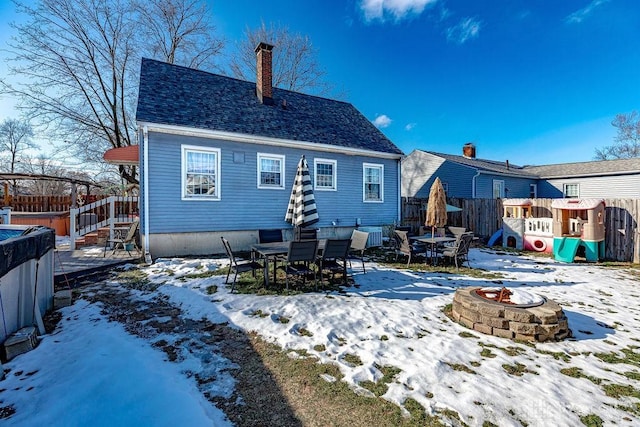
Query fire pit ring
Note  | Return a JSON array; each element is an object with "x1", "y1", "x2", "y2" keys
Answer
[{"x1": 451, "y1": 287, "x2": 571, "y2": 342}]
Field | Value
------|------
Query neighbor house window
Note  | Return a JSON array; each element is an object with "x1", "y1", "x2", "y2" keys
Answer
[
  {"x1": 492, "y1": 180, "x2": 505, "y2": 199},
  {"x1": 257, "y1": 153, "x2": 285, "y2": 189},
  {"x1": 314, "y1": 158, "x2": 337, "y2": 191},
  {"x1": 182, "y1": 145, "x2": 220, "y2": 200},
  {"x1": 363, "y1": 163, "x2": 384, "y2": 202},
  {"x1": 529, "y1": 183, "x2": 537, "y2": 199},
  {"x1": 563, "y1": 183, "x2": 579, "y2": 198},
  {"x1": 441, "y1": 182, "x2": 449, "y2": 193}
]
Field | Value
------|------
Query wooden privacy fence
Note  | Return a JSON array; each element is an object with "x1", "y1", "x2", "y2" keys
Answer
[
  {"x1": 5, "y1": 195, "x2": 106, "y2": 212},
  {"x1": 402, "y1": 197, "x2": 640, "y2": 263}
]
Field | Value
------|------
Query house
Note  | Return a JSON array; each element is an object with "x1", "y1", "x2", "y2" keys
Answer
[
  {"x1": 402, "y1": 144, "x2": 640, "y2": 200},
  {"x1": 522, "y1": 158, "x2": 640, "y2": 198},
  {"x1": 135, "y1": 43, "x2": 403, "y2": 258},
  {"x1": 402, "y1": 144, "x2": 539, "y2": 199}
]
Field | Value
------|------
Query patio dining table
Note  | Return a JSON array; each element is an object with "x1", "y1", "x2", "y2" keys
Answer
[
  {"x1": 412, "y1": 235, "x2": 457, "y2": 265},
  {"x1": 252, "y1": 240, "x2": 326, "y2": 287}
]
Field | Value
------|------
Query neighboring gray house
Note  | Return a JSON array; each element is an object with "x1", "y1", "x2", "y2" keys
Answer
[
  {"x1": 522, "y1": 158, "x2": 640, "y2": 198},
  {"x1": 402, "y1": 145, "x2": 539, "y2": 199},
  {"x1": 402, "y1": 144, "x2": 640, "y2": 200},
  {"x1": 136, "y1": 44, "x2": 403, "y2": 258}
]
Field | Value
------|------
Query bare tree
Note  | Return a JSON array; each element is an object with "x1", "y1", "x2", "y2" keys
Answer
[
  {"x1": 595, "y1": 111, "x2": 640, "y2": 160},
  {"x1": 1, "y1": 0, "x2": 223, "y2": 186},
  {"x1": 134, "y1": 0, "x2": 224, "y2": 70},
  {"x1": 19, "y1": 153, "x2": 70, "y2": 195},
  {"x1": 228, "y1": 21, "x2": 334, "y2": 96},
  {"x1": 0, "y1": 118, "x2": 36, "y2": 195}
]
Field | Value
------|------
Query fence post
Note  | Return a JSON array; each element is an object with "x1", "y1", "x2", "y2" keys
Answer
[{"x1": 109, "y1": 196, "x2": 116, "y2": 242}]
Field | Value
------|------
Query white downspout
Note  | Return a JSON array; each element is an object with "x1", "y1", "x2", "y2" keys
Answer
[
  {"x1": 397, "y1": 159, "x2": 402, "y2": 224},
  {"x1": 472, "y1": 170, "x2": 481, "y2": 199},
  {"x1": 142, "y1": 125, "x2": 152, "y2": 264}
]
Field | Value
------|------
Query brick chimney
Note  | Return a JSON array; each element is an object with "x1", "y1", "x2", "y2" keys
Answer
[
  {"x1": 462, "y1": 143, "x2": 476, "y2": 158},
  {"x1": 255, "y1": 42, "x2": 274, "y2": 105}
]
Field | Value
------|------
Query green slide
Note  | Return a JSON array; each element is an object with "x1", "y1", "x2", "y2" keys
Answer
[{"x1": 553, "y1": 237, "x2": 582, "y2": 263}]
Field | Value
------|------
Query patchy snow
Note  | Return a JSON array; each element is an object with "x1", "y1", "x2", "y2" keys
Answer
[{"x1": 2, "y1": 248, "x2": 640, "y2": 426}]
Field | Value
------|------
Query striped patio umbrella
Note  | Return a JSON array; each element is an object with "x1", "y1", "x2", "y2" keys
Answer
[{"x1": 285, "y1": 155, "x2": 319, "y2": 228}]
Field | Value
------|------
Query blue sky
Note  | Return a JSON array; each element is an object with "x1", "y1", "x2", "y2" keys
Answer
[{"x1": 1, "y1": 0, "x2": 639, "y2": 166}]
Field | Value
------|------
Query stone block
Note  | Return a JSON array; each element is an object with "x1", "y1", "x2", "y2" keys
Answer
[
  {"x1": 478, "y1": 303, "x2": 505, "y2": 318},
  {"x1": 514, "y1": 333, "x2": 537, "y2": 342},
  {"x1": 54, "y1": 290, "x2": 73, "y2": 309},
  {"x1": 527, "y1": 306, "x2": 558, "y2": 325},
  {"x1": 482, "y1": 316, "x2": 510, "y2": 329},
  {"x1": 473, "y1": 323, "x2": 493, "y2": 335},
  {"x1": 458, "y1": 307, "x2": 482, "y2": 323},
  {"x1": 492, "y1": 328, "x2": 514, "y2": 339},
  {"x1": 451, "y1": 309, "x2": 461, "y2": 322},
  {"x1": 504, "y1": 308, "x2": 535, "y2": 323},
  {"x1": 459, "y1": 316, "x2": 475, "y2": 329},
  {"x1": 558, "y1": 319, "x2": 569, "y2": 330},
  {"x1": 509, "y1": 322, "x2": 538, "y2": 335},
  {"x1": 537, "y1": 324, "x2": 560, "y2": 336}
]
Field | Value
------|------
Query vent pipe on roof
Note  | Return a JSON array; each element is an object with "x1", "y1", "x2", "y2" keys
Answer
[
  {"x1": 506, "y1": 160, "x2": 510, "y2": 170},
  {"x1": 255, "y1": 42, "x2": 274, "y2": 105},
  {"x1": 463, "y1": 143, "x2": 476, "y2": 158}
]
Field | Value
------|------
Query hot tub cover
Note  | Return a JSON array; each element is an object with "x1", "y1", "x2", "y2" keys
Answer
[{"x1": 0, "y1": 227, "x2": 55, "y2": 278}]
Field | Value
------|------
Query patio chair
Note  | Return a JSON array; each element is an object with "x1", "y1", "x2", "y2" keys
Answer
[
  {"x1": 104, "y1": 218, "x2": 140, "y2": 257},
  {"x1": 316, "y1": 238, "x2": 351, "y2": 286},
  {"x1": 279, "y1": 240, "x2": 319, "y2": 291},
  {"x1": 446, "y1": 226, "x2": 467, "y2": 238},
  {"x1": 221, "y1": 237, "x2": 263, "y2": 293},
  {"x1": 441, "y1": 232, "x2": 474, "y2": 269},
  {"x1": 348, "y1": 230, "x2": 369, "y2": 273},
  {"x1": 393, "y1": 230, "x2": 426, "y2": 266},
  {"x1": 295, "y1": 227, "x2": 318, "y2": 241}
]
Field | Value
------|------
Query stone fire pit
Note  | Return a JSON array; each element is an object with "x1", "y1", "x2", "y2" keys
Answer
[{"x1": 451, "y1": 287, "x2": 571, "y2": 342}]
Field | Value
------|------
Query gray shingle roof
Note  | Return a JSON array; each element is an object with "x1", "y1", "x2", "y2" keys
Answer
[
  {"x1": 136, "y1": 58, "x2": 403, "y2": 156},
  {"x1": 522, "y1": 158, "x2": 640, "y2": 178},
  {"x1": 423, "y1": 151, "x2": 538, "y2": 178}
]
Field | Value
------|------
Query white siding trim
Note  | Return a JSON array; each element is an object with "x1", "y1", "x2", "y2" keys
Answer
[{"x1": 139, "y1": 121, "x2": 403, "y2": 160}]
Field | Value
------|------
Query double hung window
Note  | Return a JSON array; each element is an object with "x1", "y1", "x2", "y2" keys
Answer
[{"x1": 182, "y1": 145, "x2": 220, "y2": 200}]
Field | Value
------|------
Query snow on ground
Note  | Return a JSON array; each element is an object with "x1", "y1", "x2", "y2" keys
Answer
[{"x1": 2, "y1": 248, "x2": 640, "y2": 426}]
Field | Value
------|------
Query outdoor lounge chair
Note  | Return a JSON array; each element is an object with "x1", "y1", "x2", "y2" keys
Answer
[
  {"x1": 393, "y1": 230, "x2": 426, "y2": 266},
  {"x1": 295, "y1": 227, "x2": 318, "y2": 241},
  {"x1": 279, "y1": 240, "x2": 318, "y2": 291},
  {"x1": 259, "y1": 229, "x2": 283, "y2": 243},
  {"x1": 316, "y1": 238, "x2": 351, "y2": 285},
  {"x1": 221, "y1": 237, "x2": 263, "y2": 293},
  {"x1": 441, "y1": 232, "x2": 474, "y2": 269},
  {"x1": 348, "y1": 230, "x2": 368, "y2": 273},
  {"x1": 104, "y1": 218, "x2": 140, "y2": 257}
]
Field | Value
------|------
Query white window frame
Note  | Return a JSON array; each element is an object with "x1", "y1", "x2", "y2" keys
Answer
[
  {"x1": 314, "y1": 158, "x2": 337, "y2": 191},
  {"x1": 529, "y1": 183, "x2": 537, "y2": 199},
  {"x1": 181, "y1": 145, "x2": 221, "y2": 201},
  {"x1": 441, "y1": 182, "x2": 449, "y2": 193},
  {"x1": 492, "y1": 179, "x2": 505, "y2": 199},
  {"x1": 257, "y1": 153, "x2": 285, "y2": 190},
  {"x1": 363, "y1": 163, "x2": 384, "y2": 203},
  {"x1": 563, "y1": 183, "x2": 580, "y2": 198}
]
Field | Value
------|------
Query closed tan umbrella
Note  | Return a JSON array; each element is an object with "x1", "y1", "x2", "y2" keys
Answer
[{"x1": 425, "y1": 177, "x2": 447, "y2": 236}]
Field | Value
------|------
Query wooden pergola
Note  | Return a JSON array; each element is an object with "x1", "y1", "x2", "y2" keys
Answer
[{"x1": 0, "y1": 173, "x2": 101, "y2": 209}]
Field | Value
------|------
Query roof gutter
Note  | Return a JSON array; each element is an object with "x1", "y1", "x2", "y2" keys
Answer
[
  {"x1": 535, "y1": 169, "x2": 640, "y2": 179},
  {"x1": 138, "y1": 121, "x2": 404, "y2": 160}
]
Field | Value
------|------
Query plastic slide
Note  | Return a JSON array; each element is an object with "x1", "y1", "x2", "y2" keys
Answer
[
  {"x1": 554, "y1": 237, "x2": 581, "y2": 263},
  {"x1": 487, "y1": 229, "x2": 502, "y2": 247}
]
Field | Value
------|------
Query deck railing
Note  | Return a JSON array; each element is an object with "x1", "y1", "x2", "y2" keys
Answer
[{"x1": 69, "y1": 196, "x2": 138, "y2": 250}]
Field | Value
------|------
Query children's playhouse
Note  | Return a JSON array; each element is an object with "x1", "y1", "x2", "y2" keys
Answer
[
  {"x1": 501, "y1": 199, "x2": 553, "y2": 253},
  {"x1": 551, "y1": 199, "x2": 605, "y2": 263}
]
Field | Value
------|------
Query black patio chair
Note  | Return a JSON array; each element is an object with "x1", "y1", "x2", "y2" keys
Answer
[
  {"x1": 295, "y1": 227, "x2": 318, "y2": 241},
  {"x1": 348, "y1": 230, "x2": 368, "y2": 273},
  {"x1": 278, "y1": 240, "x2": 319, "y2": 291},
  {"x1": 221, "y1": 237, "x2": 263, "y2": 292},
  {"x1": 441, "y1": 232, "x2": 474, "y2": 269},
  {"x1": 316, "y1": 238, "x2": 351, "y2": 286}
]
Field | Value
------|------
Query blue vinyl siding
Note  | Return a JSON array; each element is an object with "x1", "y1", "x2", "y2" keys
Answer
[
  {"x1": 144, "y1": 131, "x2": 399, "y2": 233},
  {"x1": 474, "y1": 175, "x2": 537, "y2": 198}
]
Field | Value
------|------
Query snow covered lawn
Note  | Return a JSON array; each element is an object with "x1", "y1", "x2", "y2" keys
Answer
[{"x1": 2, "y1": 248, "x2": 639, "y2": 426}]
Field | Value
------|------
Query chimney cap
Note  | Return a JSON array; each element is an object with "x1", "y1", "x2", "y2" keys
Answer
[{"x1": 255, "y1": 42, "x2": 274, "y2": 53}]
